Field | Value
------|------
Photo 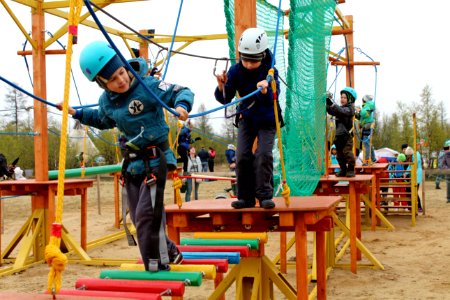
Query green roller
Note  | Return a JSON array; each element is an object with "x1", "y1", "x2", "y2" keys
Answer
[
  {"x1": 99, "y1": 269, "x2": 202, "y2": 286},
  {"x1": 180, "y1": 238, "x2": 259, "y2": 250},
  {"x1": 48, "y1": 164, "x2": 122, "y2": 179}
]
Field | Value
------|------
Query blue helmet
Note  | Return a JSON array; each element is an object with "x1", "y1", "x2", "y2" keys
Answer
[
  {"x1": 79, "y1": 41, "x2": 117, "y2": 81},
  {"x1": 341, "y1": 87, "x2": 357, "y2": 103}
]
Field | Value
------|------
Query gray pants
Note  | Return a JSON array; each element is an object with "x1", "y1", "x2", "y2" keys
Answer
[{"x1": 126, "y1": 174, "x2": 178, "y2": 270}]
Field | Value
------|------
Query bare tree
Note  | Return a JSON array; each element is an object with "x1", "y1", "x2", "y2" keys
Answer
[{"x1": 3, "y1": 84, "x2": 30, "y2": 134}]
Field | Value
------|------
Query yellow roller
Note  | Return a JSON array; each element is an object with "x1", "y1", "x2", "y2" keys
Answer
[
  {"x1": 119, "y1": 263, "x2": 216, "y2": 280},
  {"x1": 194, "y1": 232, "x2": 268, "y2": 244}
]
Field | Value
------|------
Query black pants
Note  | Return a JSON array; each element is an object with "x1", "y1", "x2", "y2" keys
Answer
[
  {"x1": 208, "y1": 158, "x2": 215, "y2": 172},
  {"x1": 177, "y1": 147, "x2": 189, "y2": 173},
  {"x1": 334, "y1": 134, "x2": 355, "y2": 172},
  {"x1": 236, "y1": 120, "x2": 276, "y2": 203}
]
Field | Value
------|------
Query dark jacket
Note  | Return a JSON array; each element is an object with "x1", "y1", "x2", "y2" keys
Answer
[
  {"x1": 197, "y1": 148, "x2": 209, "y2": 162},
  {"x1": 214, "y1": 49, "x2": 283, "y2": 129},
  {"x1": 326, "y1": 102, "x2": 355, "y2": 137}
]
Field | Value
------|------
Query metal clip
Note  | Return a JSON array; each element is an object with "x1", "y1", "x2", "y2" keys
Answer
[
  {"x1": 145, "y1": 174, "x2": 157, "y2": 186},
  {"x1": 148, "y1": 259, "x2": 159, "y2": 272}
]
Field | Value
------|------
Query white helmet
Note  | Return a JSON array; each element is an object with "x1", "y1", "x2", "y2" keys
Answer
[
  {"x1": 238, "y1": 28, "x2": 268, "y2": 61},
  {"x1": 362, "y1": 95, "x2": 374, "y2": 102}
]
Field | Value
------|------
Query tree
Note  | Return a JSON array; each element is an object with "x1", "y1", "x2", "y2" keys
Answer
[
  {"x1": 221, "y1": 105, "x2": 238, "y2": 142},
  {"x1": 3, "y1": 84, "x2": 31, "y2": 134}
]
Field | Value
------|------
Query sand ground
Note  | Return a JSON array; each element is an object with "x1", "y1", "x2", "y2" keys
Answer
[{"x1": 1, "y1": 171, "x2": 449, "y2": 299}]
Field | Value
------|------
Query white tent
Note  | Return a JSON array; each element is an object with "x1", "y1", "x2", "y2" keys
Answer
[{"x1": 357, "y1": 147, "x2": 399, "y2": 165}]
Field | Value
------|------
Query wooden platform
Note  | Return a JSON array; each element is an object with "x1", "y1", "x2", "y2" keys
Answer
[{"x1": 165, "y1": 196, "x2": 341, "y2": 300}]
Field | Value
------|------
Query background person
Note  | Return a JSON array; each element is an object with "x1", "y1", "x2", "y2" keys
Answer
[{"x1": 185, "y1": 146, "x2": 202, "y2": 202}]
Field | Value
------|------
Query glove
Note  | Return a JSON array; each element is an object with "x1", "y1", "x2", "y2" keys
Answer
[{"x1": 326, "y1": 92, "x2": 333, "y2": 106}]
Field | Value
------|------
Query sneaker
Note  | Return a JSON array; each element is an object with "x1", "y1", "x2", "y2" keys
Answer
[
  {"x1": 418, "y1": 208, "x2": 423, "y2": 213},
  {"x1": 336, "y1": 170, "x2": 346, "y2": 177},
  {"x1": 346, "y1": 170, "x2": 355, "y2": 177},
  {"x1": 171, "y1": 252, "x2": 183, "y2": 264},
  {"x1": 260, "y1": 199, "x2": 275, "y2": 209},
  {"x1": 231, "y1": 199, "x2": 255, "y2": 209},
  {"x1": 436, "y1": 186, "x2": 441, "y2": 189},
  {"x1": 158, "y1": 263, "x2": 171, "y2": 271}
]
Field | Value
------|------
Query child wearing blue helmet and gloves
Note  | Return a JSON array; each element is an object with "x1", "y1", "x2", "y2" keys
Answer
[
  {"x1": 326, "y1": 87, "x2": 357, "y2": 177},
  {"x1": 57, "y1": 41, "x2": 194, "y2": 271}
]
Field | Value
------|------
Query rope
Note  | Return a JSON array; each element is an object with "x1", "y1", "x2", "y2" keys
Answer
[
  {"x1": 269, "y1": 68, "x2": 290, "y2": 206},
  {"x1": 45, "y1": 0, "x2": 82, "y2": 294}
]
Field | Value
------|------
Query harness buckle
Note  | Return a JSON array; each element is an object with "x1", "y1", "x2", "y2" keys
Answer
[
  {"x1": 148, "y1": 259, "x2": 159, "y2": 272},
  {"x1": 146, "y1": 146, "x2": 158, "y2": 159},
  {"x1": 145, "y1": 173, "x2": 157, "y2": 186}
]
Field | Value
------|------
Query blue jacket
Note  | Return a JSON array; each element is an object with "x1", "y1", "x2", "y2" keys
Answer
[
  {"x1": 225, "y1": 149, "x2": 236, "y2": 164},
  {"x1": 178, "y1": 126, "x2": 192, "y2": 150},
  {"x1": 74, "y1": 58, "x2": 194, "y2": 174},
  {"x1": 214, "y1": 49, "x2": 283, "y2": 129}
]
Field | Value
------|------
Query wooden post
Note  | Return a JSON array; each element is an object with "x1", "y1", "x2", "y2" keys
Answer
[
  {"x1": 344, "y1": 15, "x2": 355, "y2": 88},
  {"x1": 96, "y1": 174, "x2": 101, "y2": 215},
  {"x1": 32, "y1": 0, "x2": 49, "y2": 182},
  {"x1": 234, "y1": 0, "x2": 257, "y2": 58}
]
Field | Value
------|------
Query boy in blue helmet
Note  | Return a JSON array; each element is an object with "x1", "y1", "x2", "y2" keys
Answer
[
  {"x1": 326, "y1": 87, "x2": 356, "y2": 177},
  {"x1": 57, "y1": 41, "x2": 194, "y2": 271},
  {"x1": 214, "y1": 28, "x2": 284, "y2": 209}
]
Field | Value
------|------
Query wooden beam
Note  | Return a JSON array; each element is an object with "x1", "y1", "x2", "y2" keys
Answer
[
  {"x1": 234, "y1": 0, "x2": 257, "y2": 57},
  {"x1": 32, "y1": 0, "x2": 49, "y2": 181}
]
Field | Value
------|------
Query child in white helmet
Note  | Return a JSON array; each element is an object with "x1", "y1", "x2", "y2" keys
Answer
[{"x1": 215, "y1": 28, "x2": 284, "y2": 209}]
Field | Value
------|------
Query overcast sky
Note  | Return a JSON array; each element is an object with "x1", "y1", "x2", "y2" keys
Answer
[{"x1": 1, "y1": 0, "x2": 449, "y2": 132}]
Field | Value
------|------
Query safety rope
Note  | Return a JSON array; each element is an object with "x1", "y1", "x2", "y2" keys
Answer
[
  {"x1": 269, "y1": 68, "x2": 290, "y2": 206},
  {"x1": 172, "y1": 121, "x2": 184, "y2": 207},
  {"x1": 45, "y1": 0, "x2": 82, "y2": 294}
]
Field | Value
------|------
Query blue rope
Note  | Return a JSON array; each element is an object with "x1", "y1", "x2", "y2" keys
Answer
[
  {"x1": 83, "y1": 0, "x2": 279, "y2": 119},
  {"x1": 0, "y1": 75, "x2": 97, "y2": 109},
  {"x1": 160, "y1": 0, "x2": 184, "y2": 81},
  {"x1": 0, "y1": 131, "x2": 38, "y2": 136}
]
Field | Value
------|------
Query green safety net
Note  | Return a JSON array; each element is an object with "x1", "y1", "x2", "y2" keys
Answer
[{"x1": 223, "y1": 0, "x2": 336, "y2": 196}]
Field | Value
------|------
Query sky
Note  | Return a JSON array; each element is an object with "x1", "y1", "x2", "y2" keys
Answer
[{"x1": 1, "y1": 0, "x2": 449, "y2": 133}]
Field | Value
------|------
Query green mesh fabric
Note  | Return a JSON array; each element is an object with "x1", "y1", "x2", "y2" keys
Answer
[{"x1": 222, "y1": 0, "x2": 335, "y2": 196}]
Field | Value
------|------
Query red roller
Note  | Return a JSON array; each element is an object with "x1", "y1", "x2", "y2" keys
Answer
[
  {"x1": 182, "y1": 259, "x2": 229, "y2": 273},
  {"x1": 177, "y1": 245, "x2": 249, "y2": 257},
  {"x1": 75, "y1": 278, "x2": 184, "y2": 296},
  {"x1": 50, "y1": 289, "x2": 161, "y2": 299}
]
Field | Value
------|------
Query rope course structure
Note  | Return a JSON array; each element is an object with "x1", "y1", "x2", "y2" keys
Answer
[{"x1": 0, "y1": 0, "x2": 381, "y2": 298}]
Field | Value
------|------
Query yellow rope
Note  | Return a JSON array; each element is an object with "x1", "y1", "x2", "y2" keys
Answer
[
  {"x1": 171, "y1": 120, "x2": 184, "y2": 152},
  {"x1": 268, "y1": 69, "x2": 290, "y2": 206},
  {"x1": 45, "y1": 0, "x2": 82, "y2": 294},
  {"x1": 80, "y1": 125, "x2": 88, "y2": 177},
  {"x1": 113, "y1": 128, "x2": 121, "y2": 164},
  {"x1": 171, "y1": 121, "x2": 184, "y2": 207},
  {"x1": 172, "y1": 170, "x2": 183, "y2": 208}
]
